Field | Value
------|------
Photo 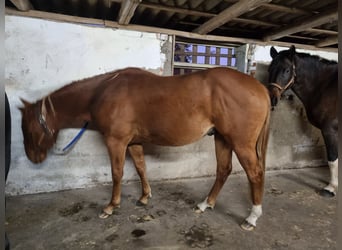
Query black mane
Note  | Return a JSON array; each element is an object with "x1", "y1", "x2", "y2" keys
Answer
[{"x1": 295, "y1": 51, "x2": 337, "y2": 66}]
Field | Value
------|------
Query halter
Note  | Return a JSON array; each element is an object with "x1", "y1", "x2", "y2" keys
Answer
[
  {"x1": 269, "y1": 64, "x2": 296, "y2": 93},
  {"x1": 36, "y1": 95, "x2": 89, "y2": 152},
  {"x1": 37, "y1": 96, "x2": 56, "y2": 145}
]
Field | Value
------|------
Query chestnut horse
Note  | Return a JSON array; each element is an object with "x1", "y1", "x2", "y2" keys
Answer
[
  {"x1": 20, "y1": 67, "x2": 270, "y2": 230},
  {"x1": 268, "y1": 46, "x2": 338, "y2": 197}
]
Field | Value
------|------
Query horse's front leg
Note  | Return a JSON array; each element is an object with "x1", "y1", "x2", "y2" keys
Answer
[
  {"x1": 321, "y1": 158, "x2": 338, "y2": 197},
  {"x1": 320, "y1": 130, "x2": 338, "y2": 197},
  {"x1": 99, "y1": 136, "x2": 127, "y2": 219},
  {"x1": 128, "y1": 144, "x2": 152, "y2": 206}
]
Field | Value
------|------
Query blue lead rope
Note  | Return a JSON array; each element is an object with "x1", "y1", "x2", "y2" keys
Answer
[{"x1": 62, "y1": 122, "x2": 89, "y2": 152}]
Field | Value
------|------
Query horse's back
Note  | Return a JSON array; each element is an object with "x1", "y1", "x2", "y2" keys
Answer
[{"x1": 93, "y1": 67, "x2": 269, "y2": 118}]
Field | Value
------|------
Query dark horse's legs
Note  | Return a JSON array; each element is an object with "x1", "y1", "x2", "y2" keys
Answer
[
  {"x1": 320, "y1": 123, "x2": 338, "y2": 197},
  {"x1": 5, "y1": 93, "x2": 11, "y2": 250}
]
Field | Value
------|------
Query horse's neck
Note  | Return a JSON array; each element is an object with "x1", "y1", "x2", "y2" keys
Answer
[
  {"x1": 50, "y1": 80, "x2": 96, "y2": 129},
  {"x1": 291, "y1": 55, "x2": 334, "y2": 107}
]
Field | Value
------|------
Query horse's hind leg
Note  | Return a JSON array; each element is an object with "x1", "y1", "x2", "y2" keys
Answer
[
  {"x1": 235, "y1": 146, "x2": 265, "y2": 231},
  {"x1": 128, "y1": 144, "x2": 152, "y2": 206},
  {"x1": 196, "y1": 133, "x2": 232, "y2": 212}
]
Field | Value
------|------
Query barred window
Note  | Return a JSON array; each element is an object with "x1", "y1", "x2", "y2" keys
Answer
[{"x1": 174, "y1": 42, "x2": 237, "y2": 75}]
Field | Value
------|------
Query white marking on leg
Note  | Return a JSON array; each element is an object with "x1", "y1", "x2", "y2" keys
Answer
[
  {"x1": 196, "y1": 197, "x2": 214, "y2": 212},
  {"x1": 324, "y1": 159, "x2": 338, "y2": 194},
  {"x1": 245, "y1": 205, "x2": 262, "y2": 227}
]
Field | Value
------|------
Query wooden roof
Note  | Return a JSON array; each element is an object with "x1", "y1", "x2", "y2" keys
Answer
[{"x1": 6, "y1": 0, "x2": 338, "y2": 52}]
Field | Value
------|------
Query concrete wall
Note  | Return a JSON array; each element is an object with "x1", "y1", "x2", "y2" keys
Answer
[{"x1": 5, "y1": 16, "x2": 337, "y2": 196}]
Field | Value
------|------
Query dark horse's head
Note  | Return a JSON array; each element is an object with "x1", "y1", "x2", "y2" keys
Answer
[
  {"x1": 268, "y1": 45, "x2": 297, "y2": 108},
  {"x1": 20, "y1": 97, "x2": 58, "y2": 163}
]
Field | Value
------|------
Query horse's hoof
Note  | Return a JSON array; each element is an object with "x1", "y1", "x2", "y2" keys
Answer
[
  {"x1": 99, "y1": 210, "x2": 111, "y2": 219},
  {"x1": 99, "y1": 204, "x2": 120, "y2": 219},
  {"x1": 194, "y1": 198, "x2": 214, "y2": 214},
  {"x1": 240, "y1": 220, "x2": 255, "y2": 231},
  {"x1": 193, "y1": 206, "x2": 203, "y2": 214},
  {"x1": 136, "y1": 200, "x2": 147, "y2": 207},
  {"x1": 318, "y1": 189, "x2": 335, "y2": 197}
]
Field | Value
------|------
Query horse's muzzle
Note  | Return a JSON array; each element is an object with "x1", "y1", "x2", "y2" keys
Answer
[
  {"x1": 26, "y1": 148, "x2": 47, "y2": 164},
  {"x1": 268, "y1": 86, "x2": 281, "y2": 109}
]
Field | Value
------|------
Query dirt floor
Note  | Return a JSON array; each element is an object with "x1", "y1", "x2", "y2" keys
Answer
[{"x1": 5, "y1": 166, "x2": 336, "y2": 250}]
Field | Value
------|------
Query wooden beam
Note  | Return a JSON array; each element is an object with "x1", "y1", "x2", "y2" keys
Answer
[
  {"x1": 287, "y1": 34, "x2": 318, "y2": 41},
  {"x1": 5, "y1": 8, "x2": 338, "y2": 53},
  {"x1": 193, "y1": 0, "x2": 271, "y2": 35},
  {"x1": 117, "y1": 0, "x2": 141, "y2": 25},
  {"x1": 315, "y1": 35, "x2": 338, "y2": 47},
  {"x1": 233, "y1": 17, "x2": 278, "y2": 27},
  {"x1": 263, "y1": 8, "x2": 338, "y2": 41},
  {"x1": 261, "y1": 3, "x2": 315, "y2": 15},
  {"x1": 139, "y1": 2, "x2": 215, "y2": 17},
  {"x1": 309, "y1": 28, "x2": 338, "y2": 36},
  {"x1": 6, "y1": 7, "x2": 105, "y2": 26},
  {"x1": 10, "y1": 0, "x2": 33, "y2": 11}
]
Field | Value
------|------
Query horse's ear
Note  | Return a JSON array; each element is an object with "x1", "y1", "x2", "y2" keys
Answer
[
  {"x1": 18, "y1": 106, "x2": 25, "y2": 113},
  {"x1": 20, "y1": 97, "x2": 31, "y2": 107},
  {"x1": 289, "y1": 45, "x2": 296, "y2": 60},
  {"x1": 18, "y1": 98, "x2": 31, "y2": 112},
  {"x1": 270, "y1": 46, "x2": 278, "y2": 58}
]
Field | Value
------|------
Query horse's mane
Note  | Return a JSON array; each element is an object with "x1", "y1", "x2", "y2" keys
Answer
[
  {"x1": 52, "y1": 68, "x2": 144, "y2": 94},
  {"x1": 295, "y1": 51, "x2": 337, "y2": 66},
  {"x1": 67, "y1": 69, "x2": 123, "y2": 86}
]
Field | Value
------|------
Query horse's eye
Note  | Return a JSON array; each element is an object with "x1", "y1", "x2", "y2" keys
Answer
[{"x1": 285, "y1": 68, "x2": 290, "y2": 74}]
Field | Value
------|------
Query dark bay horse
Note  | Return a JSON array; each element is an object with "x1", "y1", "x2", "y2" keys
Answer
[
  {"x1": 20, "y1": 67, "x2": 270, "y2": 230},
  {"x1": 268, "y1": 46, "x2": 338, "y2": 197}
]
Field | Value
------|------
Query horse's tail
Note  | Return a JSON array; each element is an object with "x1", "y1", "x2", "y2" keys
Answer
[{"x1": 256, "y1": 106, "x2": 270, "y2": 172}]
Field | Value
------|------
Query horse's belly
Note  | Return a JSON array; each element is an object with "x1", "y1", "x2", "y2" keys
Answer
[{"x1": 140, "y1": 120, "x2": 213, "y2": 146}]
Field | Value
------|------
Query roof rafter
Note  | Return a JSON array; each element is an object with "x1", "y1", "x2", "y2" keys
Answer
[
  {"x1": 117, "y1": 0, "x2": 141, "y2": 25},
  {"x1": 193, "y1": 0, "x2": 272, "y2": 35},
  {"x1": 260, "y1": 3, "x2": 315, "y2": 15},
  {"x1": 139, "y1": 2, "x2": 215, "y2": 17},
  {"x1": 263, "y1": 8, "x2": 338, "y2": 41},
  {"x1": 315, "y1": 35, "x2": 338, "y2": 47},
  {"x1": 10, "y1": 0, "x2": 33, "y2": 11}
]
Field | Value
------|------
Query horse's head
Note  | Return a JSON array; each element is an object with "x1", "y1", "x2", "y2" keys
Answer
[
  {"x1": 268, "y1": 45, "x2": 296, "y2": 108},
  {"x1": 20, "y1": 97, "x2": 58, "y2": 163}
]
